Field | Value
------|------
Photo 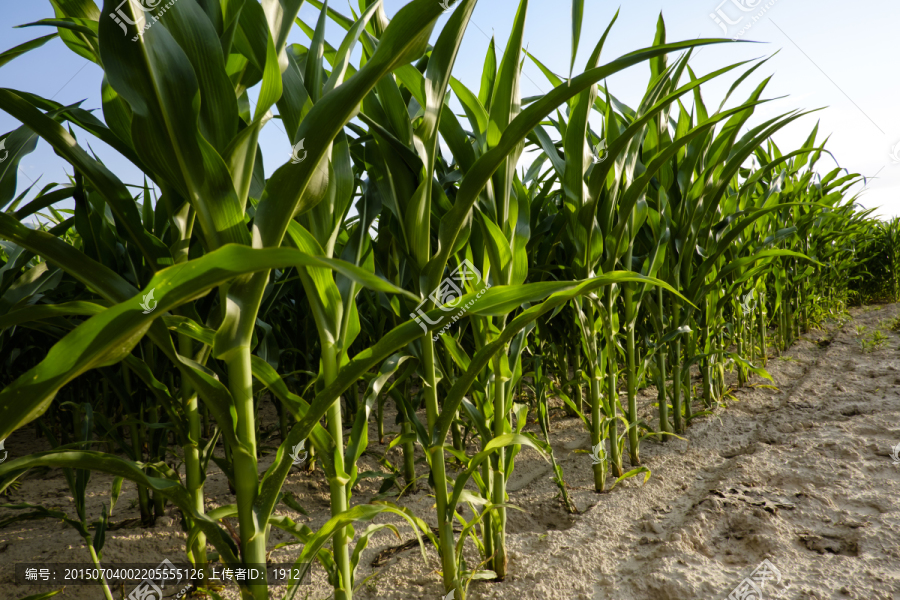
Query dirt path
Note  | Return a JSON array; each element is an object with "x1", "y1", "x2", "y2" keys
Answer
[
  {"x1": 488, "y1": 305, "x2": 900, "y2": 600},
  {"x1": 2, "y1": 307, "x2": 899, "y2": 600}
]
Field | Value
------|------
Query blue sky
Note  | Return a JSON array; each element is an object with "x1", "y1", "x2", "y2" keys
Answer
[{"x1": 1, "y1": 0, "x2": 897, "y2": 216}]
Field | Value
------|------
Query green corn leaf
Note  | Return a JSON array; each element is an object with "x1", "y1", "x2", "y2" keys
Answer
[
  {"x1": 0, "y1": 123, "x2": 40, "y2": 212},
  {"x1": 259, "y1": 0, "x2": 444, "y2": 242},
  {"x1": 447, "y1": 433, "x2": 545, "y2": 514},
  {"x1": 97, "y1": 0, "x2": 248, "y2": 249},
  {"x1": 108, "y1": 476, "x2": 124, "y2": 516},
  {"x1": 46, "y1": 0, "x2": 100, "y2": 63},
  {"x1": 345, "y1": 353, "x2": 416, "y2": 467},
  {"x1": 0, "y1": 33, "x2": 58, "y2": 69},
  {"x1": 608, "y1": 466, "x2": 651, "y2": 490},
  {"x1": 0, "y1": 89, "x2": 172, "y2": 268},
  {"x1": 569, "y1": 0, "x2": 583, "y2": 79},
  {"x1": 283, "y1": 503, "x2": 426, "y2": 600},
  {"x1": 15, "y1": 590, "x2": 65, "y2": 600},
  {"x1": 478, "y1": 36, "x2": 497, "y2": 109},
  {"x1": 323, "y1": 0, "x2": 383, "y2": 96},
  {"x1": 427, "y1": 36, "x2": 732, "y2": 293},
  {"x1": 0, "y1": 243, "x2": 415, "y2": 440},
  {"x1": 92, "y1": 503, "x2": 107, "y2": 554},
  {"x1": 433, "y1": 272, "x2": 694, "y2": 445},
  {"x1": 0, "y1": 450, "x2": 240, "y2": 565}
]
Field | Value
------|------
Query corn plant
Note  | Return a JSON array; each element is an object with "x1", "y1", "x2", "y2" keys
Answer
[{"x1": 0, "y1": 2, "x2": 885, "y2": 600}]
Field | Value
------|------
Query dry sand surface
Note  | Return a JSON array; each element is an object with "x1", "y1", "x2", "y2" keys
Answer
[{"x1": 2, "y1": 305, "x2": 899, "y2": 600}]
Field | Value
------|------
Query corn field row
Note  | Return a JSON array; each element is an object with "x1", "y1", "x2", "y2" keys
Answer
[{"x1": 0, "y1": 1, "x2": 890, "y2": 600}]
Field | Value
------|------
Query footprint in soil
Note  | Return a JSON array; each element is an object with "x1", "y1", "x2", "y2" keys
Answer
[{"x1": 798, "y1": 532, "x2": 859, "y2": 556}]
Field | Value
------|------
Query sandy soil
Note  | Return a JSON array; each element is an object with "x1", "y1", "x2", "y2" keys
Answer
[{"x1": 2, "y1": 305, "x2": 899, "y2": 600}]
